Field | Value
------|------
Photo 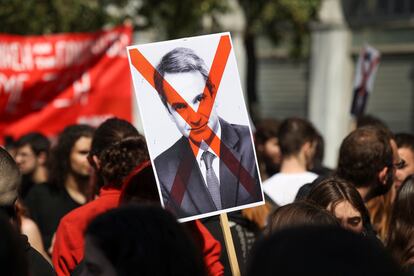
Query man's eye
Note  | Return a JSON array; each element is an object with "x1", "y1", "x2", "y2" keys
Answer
[
  {"x1": 172, "y1": 103, "x2": 187, "y2": 110},
  {"x1": 195, "y1": 94, "x2": 206, "y2": 103}
]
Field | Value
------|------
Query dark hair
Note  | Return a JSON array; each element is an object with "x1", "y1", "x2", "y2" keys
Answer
[
  {"x1": 336, "y1": 126, "x2": 393, "y2": 188},
  {"x1": 312, "y1": 132, "x2": 325, "y2": 167},
  {"x1": 254, "y1": 118, "x2": 280, "y2": 146},
  {"x1": 387, "y1": 174, "x2": 414, "y2": 269},
  {"x1": 154, "y1": 47, "x2": 214, "y2": 111},
  {"x1": 16, "y1": 132, "x2": 50, "y2": 156},
  {"x1": 48, "y1": 124, "x2": 94, "y2": 187},
  {"x1": 89, "y1": 118, "x2": 149, "y2": 187},
  {"x1": 395, "y1": 133, "x2": 414, "y2": 152},
  {"x1": 0, "y1": 147, "x2": 20, "y2": 206},
  {"x1": 357, "y1": 114, "x2": 388, "y2": 130},
  {"x1": 277, "y1": 117, "x2": 317, "y2": 157},
  {"x1": 85, "y1": 205, "x2": 206, "y2": 276},
  {"x1": 0, "y1": 211, "x2": 28, "y2": 276},
  {"x1": 307, "y1": 177, "x2": 369, "y2": 227},
  {"x1": 247, "y1": 226, "x2": 403, "y2": 276},
  {"x1": 265, "y1": 201, "x2": 338, "y2": 235},
  {"x1": 254, "y1": 118, "x2": 281, "y2": 178},
  {"x1": 119, "y1": 162, "x2": 160, "y2": 205}
]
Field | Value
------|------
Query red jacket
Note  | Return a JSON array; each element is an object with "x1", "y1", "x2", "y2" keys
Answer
[{"x1": 52, "y1": 185, "x2": 223, "y2": 276}]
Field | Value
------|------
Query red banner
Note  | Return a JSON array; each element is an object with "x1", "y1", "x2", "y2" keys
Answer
[{"x1": 0, "y1": 25, "x2": 133, "y2": 144}]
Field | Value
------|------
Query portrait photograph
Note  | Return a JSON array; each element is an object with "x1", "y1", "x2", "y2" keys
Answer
[{"x1": 127, "y1": 33, "x2": 264, "y2": 221}]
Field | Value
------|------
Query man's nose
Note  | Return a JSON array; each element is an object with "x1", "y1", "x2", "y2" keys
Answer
[
  {"x1": 188, "y1": 111, "x2": 202, "y2": 125},
  {"x1": 15, "y1": 155, "x2": 23, "y2": 164}
]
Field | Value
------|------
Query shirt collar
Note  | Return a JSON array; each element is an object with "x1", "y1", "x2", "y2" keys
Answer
[{"x1": 196, "y1": 122, "x2": 221, "y2": 165}]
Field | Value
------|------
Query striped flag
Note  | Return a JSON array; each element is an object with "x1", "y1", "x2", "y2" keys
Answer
[{"x1": 350, "y1": 45, "x2": 381, "y2": 117}]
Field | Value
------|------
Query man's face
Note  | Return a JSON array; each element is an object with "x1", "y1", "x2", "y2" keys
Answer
[
  {"x1": 395, "y1": 146, "x2": 414, "y2": 190},
  {"x1": 164, "y1": 71, "x2": 219, "y2": 145},
  {"x1": 15, "y1": 144, "x2": 38, "y2": 175},
  {"x1": 70, "y1": 136, "x2": 92, "y2": 177}
]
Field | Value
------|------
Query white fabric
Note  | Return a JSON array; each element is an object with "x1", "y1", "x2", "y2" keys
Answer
[{"x1": 263, "y1": 172, "x2": 318, "y2": 206}]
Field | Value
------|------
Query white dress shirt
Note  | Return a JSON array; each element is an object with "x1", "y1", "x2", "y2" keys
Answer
[{"x1": 196, "y1": 124, "x2": 222, "y2": 188}]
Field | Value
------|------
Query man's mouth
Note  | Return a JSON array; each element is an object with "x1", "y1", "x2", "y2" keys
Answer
[{"x1": 190, "y1": 122, "x2": 208, "y2": 132}]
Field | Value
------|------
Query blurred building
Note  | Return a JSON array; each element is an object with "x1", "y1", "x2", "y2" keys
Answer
[{"x1": 256, "y1": 0, "x2": 414, "y2": 166}]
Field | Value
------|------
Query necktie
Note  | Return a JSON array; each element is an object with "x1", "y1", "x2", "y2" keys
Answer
[{"x1": 202, "y1": 151, "x2": 222, "y2": 210}]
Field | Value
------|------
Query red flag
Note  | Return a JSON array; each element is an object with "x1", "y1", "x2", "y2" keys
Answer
[{"x1": 0, "y1": 25, "x2": 133, "y2": 143}]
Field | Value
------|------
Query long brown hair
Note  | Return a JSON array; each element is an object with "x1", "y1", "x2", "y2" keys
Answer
[
  {"x1": 307, "y1": 177, "x2": 370, "y2": 228},
  {"x1": 387, "y1": 174, "x2": 414, "y2": 268},
  {"x1": 265, "y1": 201, "x2": 338, "y2": 235}
]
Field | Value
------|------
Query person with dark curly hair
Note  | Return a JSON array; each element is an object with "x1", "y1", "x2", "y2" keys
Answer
[
  {"x1": 53, "y1": 118, "x2": 224, "y2": 276},
  {"x1": 52, "y1": 118, "x2": 148, "y2": 276},
  {"x1": 24, "y1": 124, "x2": 94, "y2": 254}
]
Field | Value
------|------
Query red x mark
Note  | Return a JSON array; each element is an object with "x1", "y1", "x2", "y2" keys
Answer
[{"x1": 129, "y1": 35, "x2": 258, "y2": 209}]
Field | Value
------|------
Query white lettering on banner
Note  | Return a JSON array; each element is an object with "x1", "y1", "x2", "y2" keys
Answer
[
  {"x1": 106, "y1": 33, "x2": 130, "y2": 57},
  {"x1": 32, "y1": 43, "x2": 52, "y2": 55},
  {"x1": 73, "y1": 72, "x2": 90, "y2": 105},
  {"x1": 53, "y1": 72, "x2": 90, "y2": 108},
  {"x1": 0, "y1": 73, "x2": 28, "y2": 113},
  {"x1": 35, "y1": 56, "x2": 56, "y2": 70},
  {"x1": 0, "y1": 43, "x2": 34, "y2": 71},
  {"x1": 55, "y1": 40, "x2": 94, "y2": 68},
  {"x1": 91, "y1": 32, "x2": 118, "y2": 56}
]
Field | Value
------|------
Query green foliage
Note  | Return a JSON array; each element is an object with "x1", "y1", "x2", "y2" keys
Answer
[
  {"x1": 0, "y1": 0, "x2": 129, "y2": 34},
  {"x1": 238, "y1": 0, "x2": 320, "y2": 57},
  {"x1": 135, "y1": 0, "x2": 229, "y2": 39}
]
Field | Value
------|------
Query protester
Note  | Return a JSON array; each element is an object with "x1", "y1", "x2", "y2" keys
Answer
[
  {"x1": 52, "y1": 118, "x2": 149, "y2": 275},
  {"x1": 14, "y1": 132, "x2": 50, "y2": 199},
  {"x1": 24, "y1": 124, "x2": 94, "y2": 253},
  {"x1": 254, "y1": 118, "x2": 281, "y2": 180},
  {"x1": 306, "y1": 177, "x2": 370, "y2": 234},
  {"x1": 395, "y1": 133, "x2": 414, "y2": 190},
  {"x1": 239, "y1": 118, "x2": 281, "y2": 232},
  {"x1": 336, "y1": 126, "x2": 397, "y2": 202},
  {"x1": 265, "y1": 201, "x2": 338, "y2": 235},
  {"x1": 263, "y1": 117, "x2": 318, "y2": 206},
  {"x1": 0, "y1": 146, "x2": 55, "y2": 276},
  {"x1": 387, "y1": 174, "x2": 414, "y2": 274},
  {"x1": 309, "y1": 132, "x2": 333, "y2": 177},
  {"x1": 116, "y1": 159, "x2": 224, "y2": 276},
  {"x1": 0, "y1": 212, "x2": 28, "y2": 276},
  {"x1": 83, "y1": 205, "x2": 206, "y2": 276},
  {"x1": 53, "y1": 118, "x2": 222, "y2": 275},
  {"x1": 247, "y1": 226, "x2": 403, "y2": 276}
]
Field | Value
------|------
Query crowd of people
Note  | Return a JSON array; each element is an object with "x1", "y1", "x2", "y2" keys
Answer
[{"x1": 1, "y1": 114, "x2": 414, "y2": 276}]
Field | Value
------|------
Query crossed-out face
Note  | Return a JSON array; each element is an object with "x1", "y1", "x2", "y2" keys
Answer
[{"x1": 163, "y1": 71, "x2": 219, "y2": 146}]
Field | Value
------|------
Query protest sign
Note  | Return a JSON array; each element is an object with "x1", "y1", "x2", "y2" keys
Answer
[
  {"x1": 0, "y1": 25, "x2": 133, "y2": 143},
  {"x1": 350, "y1": 45, "x2": 380, "y2": 117},
  {"x1": 127, "y1": 33, "x2": 264, "y2": 222}
]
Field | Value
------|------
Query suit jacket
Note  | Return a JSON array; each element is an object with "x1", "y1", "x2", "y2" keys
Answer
[{"x1": 154, "y1": 118, "x2": 262, "y2": 218}]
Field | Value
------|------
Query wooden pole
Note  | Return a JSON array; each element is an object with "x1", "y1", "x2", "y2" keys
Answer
[{"x1": 219, "y1": 213, "x2": 240, "y2": 276}]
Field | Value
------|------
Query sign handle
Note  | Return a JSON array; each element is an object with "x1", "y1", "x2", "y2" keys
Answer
[{"x1": 219, "y1": 213, "x2": 240, "y2": 276}]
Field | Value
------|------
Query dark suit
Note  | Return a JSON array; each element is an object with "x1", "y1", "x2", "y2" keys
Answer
[{"x1": 154, "y1": 118, "x2": 262, "y2": 218}]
